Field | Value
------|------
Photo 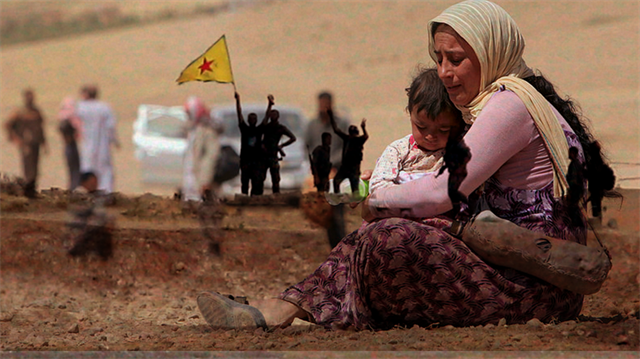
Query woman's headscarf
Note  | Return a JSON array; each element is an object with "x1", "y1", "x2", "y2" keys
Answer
[
  {"x1": 428, "y1": 0, "x2": 570, "y2": 198},
  {"x1": 184, "y1": 96, "x2": 211, "y2": 126}
]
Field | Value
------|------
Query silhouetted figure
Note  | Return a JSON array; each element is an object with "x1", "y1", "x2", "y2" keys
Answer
[
  {"x1": 305, "y1": 91, "x2": 350, "y2": 249},
  {"x1": 58, "y1": 97, "x2": 81, "y2": 190},
  {"x1": 261, "y1": 100, "x2": 296, "y2": 194},
  {"x1": 328, "y1": 109, "x2": 368, "y2": 194},
  {"x1": 5, "y1": 88, "x2": 48, "y2": 199},
  {"x1": 235, "y1": 92, "x2": 272, "y2": 196},
  {"x1": 437, "y1": 137, "x2": 472, "y2": 220},
  {"x1": 305, "y1": 92, "x2": 350, "y2": 169},
  {"x1": 311, "y1": 132, "x2": 332, "y2": 192},
  {"x1": 68, "y1": 172, "x2": 113, "y2": 260}
]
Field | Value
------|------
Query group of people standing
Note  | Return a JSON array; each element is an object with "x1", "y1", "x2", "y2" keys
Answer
[
  {"x1": 5, "y1": 85, "x2": 119, "y2": 197},
  {"x1": 235, "y1": 92, "x2": 296, "y2": 197}
]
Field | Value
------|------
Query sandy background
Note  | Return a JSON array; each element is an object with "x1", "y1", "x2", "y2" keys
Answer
[{"x1": 1, "y1": 0, "x2": 639, "y2": 195}]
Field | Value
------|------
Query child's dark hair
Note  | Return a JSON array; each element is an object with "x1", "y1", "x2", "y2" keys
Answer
[
  {"x1": 406, "y1": 67, "x2": 462, "y2": 123},
  {"x1": 321, "y1": 132, "x2": 331, "y2": 142}
]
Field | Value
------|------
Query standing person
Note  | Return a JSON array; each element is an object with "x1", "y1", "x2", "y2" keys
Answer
[
  {"x1": 76, "y1": 85, "x2": 120, "y2": 193},
  {"x1": 304, "y1": 91, "x2": 350, "y2": 248},
  {"x1": 4, "y1": 88, "x2": 48, "y2": 198},
  {"x1": 328, "y1": 109, "x2": 368, "y2": 195},
  {"x1": 261, "y1": 100, "x2": 296, "y2": 194},
  {"x1": 311, "y1": 132, "x2": 332, "y2": 192},
  {"x1": 196, "y1": 0, "x2": 618, "y2": 331},
  {"x1": 305, "y1": 91, "x2": 350, "y2": 170},
  {"x1": 182, "y1": 96, "x2": 224, "y2": 202},
  {"x1": 235, "y1": 92, "x2": 273, "y2": 196},
  {"x1": 58, "y1": 97, "x2": 82, "y2": 190}
]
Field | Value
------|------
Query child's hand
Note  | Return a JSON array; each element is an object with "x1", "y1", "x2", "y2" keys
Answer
[
  {"x1": 360, "y1": 169, "x2": 373, "y2": 181},
  {"x1": 234, "y1": 92, "x2": 239, "y2": 100},
  {"x1": 268, "y1": 94, "x2": 275, "y2": 105},
  {"x1": 361, "y1": 118, "x2": 367, "y2": 127}
]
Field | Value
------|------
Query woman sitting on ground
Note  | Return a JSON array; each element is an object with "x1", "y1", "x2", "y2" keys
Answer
[{"x1": 197, "y1": 0, "x2": 616, "y2": 330}]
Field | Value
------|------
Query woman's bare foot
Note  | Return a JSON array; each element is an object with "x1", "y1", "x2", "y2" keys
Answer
[{"x1": 251, "y1": 298, "x2": 310, "y2": 328}]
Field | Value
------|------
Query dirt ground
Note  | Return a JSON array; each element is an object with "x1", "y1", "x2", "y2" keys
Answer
[{"x1": 0, "y1": 185, "x2": 638, "y2": 353}]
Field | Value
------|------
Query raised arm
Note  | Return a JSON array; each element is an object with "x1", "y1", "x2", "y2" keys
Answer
[
  {"x1": 234, "y1": 91, "x2": 245, "y2": 126},
  {"x1": 360, "y1": 118, "x2": 369, "y2": 141},
  {"x1": 364, "y1": 91, "x2": 548, "y2": 220},
  {"x1": 327, "y1": 108, "x2": 347, "y2": 140},
  {"x1": 261, "y1": 94, "x2": 275, "y2": 125}
]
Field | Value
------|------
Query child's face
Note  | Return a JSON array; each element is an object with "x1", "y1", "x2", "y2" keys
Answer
[{"x1": 410, "y1": 109, "x2": 458, "y2": 151}]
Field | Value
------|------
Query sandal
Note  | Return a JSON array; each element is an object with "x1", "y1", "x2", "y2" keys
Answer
[{"x1": 197, "y1": 291, "x2": 267, "y2": 330}]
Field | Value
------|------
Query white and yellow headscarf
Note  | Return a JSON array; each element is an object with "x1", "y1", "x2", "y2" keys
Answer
[{"x1": 428, "y1": 0, "x2": 570, "y2": 198}]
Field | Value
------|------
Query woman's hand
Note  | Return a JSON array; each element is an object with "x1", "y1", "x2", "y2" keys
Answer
[{"x1": 360, "y1": 197, "x2": 376, "y2": 222}]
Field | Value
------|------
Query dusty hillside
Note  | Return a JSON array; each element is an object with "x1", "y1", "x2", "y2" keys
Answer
[{"x1": 0, "y1": 0, "x2": 638, "y2": 195}]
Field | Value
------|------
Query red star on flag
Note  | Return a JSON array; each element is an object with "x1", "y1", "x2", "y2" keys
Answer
[{"x1": 198, "y1": 57, "x2": 215, "y2": 74}]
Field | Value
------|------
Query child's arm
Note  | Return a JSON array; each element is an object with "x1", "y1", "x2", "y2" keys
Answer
[{"x1": 369, "y1": 137, "x2": 407, "y2": 194}]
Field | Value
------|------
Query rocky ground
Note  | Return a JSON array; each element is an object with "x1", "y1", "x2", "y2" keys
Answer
[{"x1": 0, "y1": 184, "x2": 638, "y2": 353}]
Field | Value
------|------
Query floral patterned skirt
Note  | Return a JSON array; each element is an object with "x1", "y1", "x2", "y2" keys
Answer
[{"x1": 279, "y1": 217, "x2": 583, "y2": 330}]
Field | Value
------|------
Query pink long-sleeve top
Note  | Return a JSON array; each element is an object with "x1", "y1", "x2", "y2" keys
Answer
[{"x1": 367, "y1": 89, "x2": 575, "y2": 219}]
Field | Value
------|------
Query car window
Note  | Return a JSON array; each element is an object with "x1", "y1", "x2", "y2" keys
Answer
[{"x1": 146, "y1": 114, "x2": 187, "y2": 139}]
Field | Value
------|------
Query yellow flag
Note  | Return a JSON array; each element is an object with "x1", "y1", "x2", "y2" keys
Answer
[{"x1": 176, "y1": 35, "x2": 234, "y2": 84}]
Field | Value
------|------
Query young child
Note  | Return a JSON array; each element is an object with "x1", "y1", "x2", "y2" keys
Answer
[{"x1": 369, "y1": 67, "x2": 465, "y2": 194}]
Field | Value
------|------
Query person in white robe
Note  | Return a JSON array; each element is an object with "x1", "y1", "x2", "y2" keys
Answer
[{"x1": 76, "y1": 85, "x2": 120, "y2": 193}]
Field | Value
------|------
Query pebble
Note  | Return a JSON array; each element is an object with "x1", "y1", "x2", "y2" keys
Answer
[
  {"x1": 67, "y1": 323, "x2": 79, "y2": 334},
  {"x1": 444, "y1": 325, "x2": 456, "y2": 330},
  {"x1": 0, "y1": 310, "x2": 15, "y2": 322},
  {"x1": 526, "y1": 318, "x2": 543, "y2": 328},
  {"x1": 484, "y1": 323, "x2": 495, "y2": 329},
  {"x1": 498, "y1": 318, "x2": 507, "y2": 327}
]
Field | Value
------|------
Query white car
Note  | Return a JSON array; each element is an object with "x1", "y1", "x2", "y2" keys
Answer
[{"x1": 132, "y1": 103, "x2": 311, "y2": 196}]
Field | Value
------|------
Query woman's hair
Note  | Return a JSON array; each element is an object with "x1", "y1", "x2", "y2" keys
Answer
[
  {"x1": 523, "y1": 72, "x2": 619, "y2": 199},
  {"x1": 406, "y1": 66, "x2": 462, "y2": 124}
]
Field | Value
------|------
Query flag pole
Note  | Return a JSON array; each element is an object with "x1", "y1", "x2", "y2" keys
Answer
[{"x1": 223, "y1": 34, "x2": 238, "y2": 93}]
